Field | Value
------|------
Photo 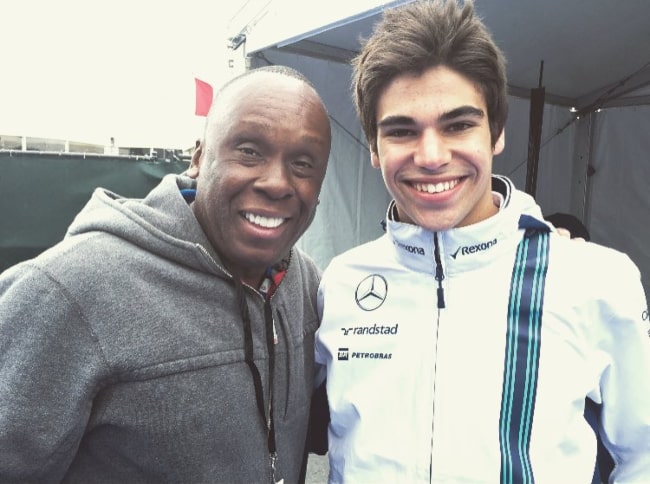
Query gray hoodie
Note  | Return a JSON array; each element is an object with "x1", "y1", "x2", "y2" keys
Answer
[{"x1": 0, "y1": 174, "x2": 321, "y2": 483}]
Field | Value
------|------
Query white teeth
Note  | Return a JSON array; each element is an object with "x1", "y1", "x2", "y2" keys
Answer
[
  {"x1": 414, "y1": 179, "x2": 459, "y2": 194},
  {"x1": 244, "y1": 213, "x2": 284, "y2": 228}
]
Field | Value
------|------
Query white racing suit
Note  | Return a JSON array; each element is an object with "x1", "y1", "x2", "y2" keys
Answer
[{"x1": 315, "y1": 176, "x2": 650, "y2": 483}]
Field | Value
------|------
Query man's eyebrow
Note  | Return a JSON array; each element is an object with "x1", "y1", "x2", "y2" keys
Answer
[
  {"x1": 377, "y1": 115, "x2": 415, "y2": 128},
  {"x1": 440, "y1": 106, "x2": 485, "y2": 122},
  {"x1": 377, "y1": 106, "x2": 485, "y2": 129}
]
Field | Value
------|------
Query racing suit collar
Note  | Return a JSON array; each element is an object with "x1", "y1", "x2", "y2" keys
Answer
[{"x1": 383, "y1": 176, "x2": 546, "y2": 275}]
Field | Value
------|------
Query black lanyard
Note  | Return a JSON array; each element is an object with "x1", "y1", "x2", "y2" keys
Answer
[{"x1": 235, "y1": 278, "x2": 278, "y2": 480}]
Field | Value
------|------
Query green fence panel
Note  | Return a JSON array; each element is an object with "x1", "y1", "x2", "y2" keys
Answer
[{"x1": 0, "y1": 151, "x2": 188, "y2": 272}]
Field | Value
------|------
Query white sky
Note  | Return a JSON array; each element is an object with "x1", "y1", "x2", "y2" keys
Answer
[{"x1": 0, "y1": 0, "x2": 249, "y2": 150}]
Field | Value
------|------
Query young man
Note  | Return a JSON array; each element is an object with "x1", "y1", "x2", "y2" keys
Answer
[
  {"x1": 0, "y1": 66, "x2": 331, "y2": 482},
  {"x1": 315, "y1": 1, "x2": 650, "y2": 482}
]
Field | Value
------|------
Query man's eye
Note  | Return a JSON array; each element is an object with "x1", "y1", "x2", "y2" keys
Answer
[
  {"x1": 446, "y1": 122, "x2": 474, "y2": 133},
  {"x1": 294, "y1": 159, "x2": 314, "y2": 168},
  {"x1": 292, "y1": 159, "x2": 316, "y2": 176},
  {"x1": 385, "y1": 128, "x2": 414, "y2": 138},
  {"x1": 238, "y1": 147, "x2": 260, "y2": 157}
]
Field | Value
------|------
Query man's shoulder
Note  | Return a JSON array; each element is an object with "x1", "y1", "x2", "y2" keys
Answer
[
  {"x1": 549, "y1": 234, "x2": 639, "y2": 275},
  {"x1": 546, "y1": 235, "x2": 642, "y2": 301},
  {"x1": 330, "y1": 236, "x2": 388, "y2": 264},
  {"x1": 320, "y1": 236, "x2": 390, "y2": 284},
  {"x1": 7, "y1": 231, "x2": 101, "y2": 277}
]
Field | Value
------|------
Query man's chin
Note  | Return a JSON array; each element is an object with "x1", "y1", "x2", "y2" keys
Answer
[
  {"x1": 413, "y1": 214, "x2": 459, "y2": 232},
  {"x1": 238, "y1": 251, "x2": 285, "y2": 277}
]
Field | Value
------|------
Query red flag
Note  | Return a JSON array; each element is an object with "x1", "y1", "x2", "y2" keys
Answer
[{"x1": 194, "y1": 78, "x2": 213, "y2": 116}]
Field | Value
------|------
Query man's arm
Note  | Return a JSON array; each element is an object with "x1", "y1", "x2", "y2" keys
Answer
[
  {"x1": 0, "y1": 265, "x2": 104, "y2": 481},
  {"x1": 596, "y1": 257, "x2": 650, "y2": 482},
  {"x1": 305, "y1": 379, "x2": 329, "y2": 456}
]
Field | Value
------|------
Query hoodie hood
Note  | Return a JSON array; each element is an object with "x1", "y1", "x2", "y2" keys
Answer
[{"x1": 66, "y1": 174, "x2": 222, "y2": 274}]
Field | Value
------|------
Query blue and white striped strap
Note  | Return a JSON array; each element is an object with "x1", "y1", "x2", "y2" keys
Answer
[{"x1": 499, "y1": 219, "x2": 550, "y2": 484}]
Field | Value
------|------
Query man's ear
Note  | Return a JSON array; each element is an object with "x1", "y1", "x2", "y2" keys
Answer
[
  {"x1": 493, "y1": 129, "x2": 505, "y2": 155},
  {"x1": 370, "y1": 150, "x2": 380, "y2": 169},
  {"x1": 187, "y1": 143, "x2": 203, "y2": 178}
]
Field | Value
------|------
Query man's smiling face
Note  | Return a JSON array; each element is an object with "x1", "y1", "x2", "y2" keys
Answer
[
  {"x1": 189, "y1": 72, "x2": 331, "y2": 285},
  {"x1": 371, "y1": 65, "x2": 505, "y2": 232}
]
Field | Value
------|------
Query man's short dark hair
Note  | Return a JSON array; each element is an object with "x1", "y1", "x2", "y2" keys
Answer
[
  {"x1": 353, "y1": 0, "x2": 508, "y2": 151},
  {"x1": 545, "y1": 213, "x2": 591, "y2": 241}
]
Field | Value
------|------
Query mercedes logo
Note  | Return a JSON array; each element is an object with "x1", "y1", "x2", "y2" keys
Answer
[{"x1": 355, "y1": 274, "x2": 388, "y2": 311}]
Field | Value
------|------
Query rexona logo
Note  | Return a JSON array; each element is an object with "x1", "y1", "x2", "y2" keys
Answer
[
  {"x1": 451, "y1": 238, "x2": 498, "y2": 259},
  {"x1": 394, "y1": 241, "x2": 425, "y2": 256}
]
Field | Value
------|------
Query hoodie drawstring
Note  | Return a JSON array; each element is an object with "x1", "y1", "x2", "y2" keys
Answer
[{"x1": 235, "y1": 278, "x2": 277, "y2": 481}]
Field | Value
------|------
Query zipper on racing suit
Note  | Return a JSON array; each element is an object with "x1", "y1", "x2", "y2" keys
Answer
[
  {"x1": 433, "y1": 232, "x2": 446, "y2": 309},
  {"x1": 430, "y1": 232, "x2": 446, "y2": 481}
]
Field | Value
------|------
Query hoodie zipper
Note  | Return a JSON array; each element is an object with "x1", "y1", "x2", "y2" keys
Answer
[
  {"x1": 433, "y1": 232, "x2": 446, "y2": 309},
  {"x1": 196, "y1": 243, "x2": 278, "y2": 483}
]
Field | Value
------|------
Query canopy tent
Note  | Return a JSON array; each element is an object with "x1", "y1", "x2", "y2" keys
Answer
[{"x1": 226, "y1": 0, "x2": 650, "y2": 300}]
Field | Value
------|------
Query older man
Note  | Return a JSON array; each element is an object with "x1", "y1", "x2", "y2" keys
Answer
[{"x1": 0, "y1": 65, "x2": 331, "y2": 483}]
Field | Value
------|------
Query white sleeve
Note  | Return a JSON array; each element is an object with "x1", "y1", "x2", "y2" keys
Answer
[
  {"x1": 314, "y1": 276, "x2": 328, "y2": 387},
  {"x1": 597, "y1": 256, "x2": 650, "y2": 483}
]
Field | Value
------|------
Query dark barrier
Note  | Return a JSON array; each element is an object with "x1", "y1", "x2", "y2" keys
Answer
[{"x1": 0, "y1": 150, "x2": 188, "y2": 272}]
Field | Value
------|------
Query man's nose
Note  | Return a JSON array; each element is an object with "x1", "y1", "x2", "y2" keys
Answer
[
  {"x1": 413, "y1": 129, "x2": 451, "y2": 170},
  {"x1": 255, "y1": 159, "x2": 294, "y2": 199}
]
